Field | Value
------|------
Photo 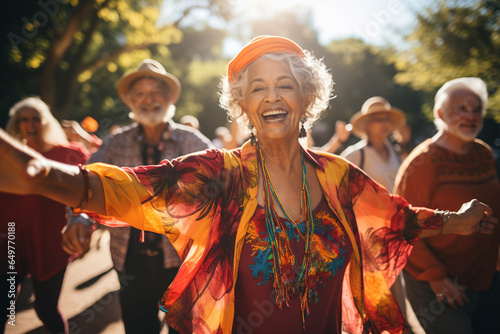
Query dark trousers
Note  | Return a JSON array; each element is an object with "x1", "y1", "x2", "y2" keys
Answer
[
  {"x1": 2, "y1": 268, "x2": 68, "y2": 334},
  {"x1": 118, "y1": 252, "x2": 180, "y2": 334},
  {"x1": 403, "y1": 269, "x2": 500, "y2": 334}
]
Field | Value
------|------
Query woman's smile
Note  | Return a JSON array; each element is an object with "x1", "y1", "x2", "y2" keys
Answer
[{"x1": 261, "y1": 109, "x2": 289, "y2": 122}]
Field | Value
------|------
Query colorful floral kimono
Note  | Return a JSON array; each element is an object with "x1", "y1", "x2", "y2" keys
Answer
[{"x1": 85, "y1": 141, "x2": 442, "y2": 334}]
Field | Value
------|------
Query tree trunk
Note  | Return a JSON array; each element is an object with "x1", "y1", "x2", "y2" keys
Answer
[
  {"x1": 40, "y1": 0, "x2": 95, "y2": 117},
  {"x1": 57, "y1": 6, "x2": 101, "y2": 119}
]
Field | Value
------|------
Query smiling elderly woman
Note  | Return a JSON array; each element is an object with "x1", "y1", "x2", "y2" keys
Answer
[
  {"x1": 1, "y1": 97, "x2": 88, "y2": 334},
  {"x1": 0, "y1": 37, "x2": 496, "y2": 334}
]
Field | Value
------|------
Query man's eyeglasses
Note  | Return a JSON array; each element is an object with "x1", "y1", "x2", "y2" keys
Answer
[{"x1": 450, "y1": 104, "x2": 482, "y2": 117}]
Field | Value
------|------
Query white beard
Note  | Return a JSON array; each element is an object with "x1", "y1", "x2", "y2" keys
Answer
[
  {"x1": 129, "y1": 104, "x2": 175, "y2": 126},
  {"x1": 133, "y1": 110, "x2": 167, "y2": 126},
  {"x1": 443, "y1": 122, "x2": 482, "y2": 143},
  {"x1": 455, "y1": 129, "x2": 481, "y2": 142}
]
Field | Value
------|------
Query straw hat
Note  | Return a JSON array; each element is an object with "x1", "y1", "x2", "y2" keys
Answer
[
  {"x1": 349, "y1": 96, "x2": 405, "y2": 138},
  {"x1": 117, "y1": 59, "x2": 181, "y2": 104}
]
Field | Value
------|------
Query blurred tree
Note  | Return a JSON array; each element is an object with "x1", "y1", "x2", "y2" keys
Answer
[
  {"x1": 393, "y1": 0, "x2": 500, "y2": 121},
  {"x1": 231, "y1": 9, "x2": 429, "y2": 146},
  {"x1": 166, "y1": 25, "x2": 228, "y2": 139},
  {"x1": 0, "y1": 0, "x2": 231, "y2": 130},
  {"x1": 245, "y1": 9, "x2": 326, "y2": 59},
  {"x1": 322, "y1": 39, "x2": 430, "y2": 146}
]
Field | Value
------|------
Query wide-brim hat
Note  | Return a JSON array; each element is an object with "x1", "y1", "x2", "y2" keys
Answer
[
  {"x1": 350, "y1": 96, "x2": 406, "y2": 138},
  {"x1": 117, "y1": 59, "x2": 181, "y2": 104}
]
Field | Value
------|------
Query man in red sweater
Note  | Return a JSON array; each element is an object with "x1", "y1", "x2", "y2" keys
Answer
[{"x1": 394, "y1": 77, "x2": 500, "y2": 334}]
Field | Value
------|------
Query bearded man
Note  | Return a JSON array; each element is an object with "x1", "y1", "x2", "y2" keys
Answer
[{"x1": 394, "y1": 77, "x2": 500, "y2": 334}]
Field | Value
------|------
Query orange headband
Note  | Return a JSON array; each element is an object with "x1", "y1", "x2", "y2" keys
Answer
[{"x1": 226, "y1": 35, "x2": 306, "y2": 82}]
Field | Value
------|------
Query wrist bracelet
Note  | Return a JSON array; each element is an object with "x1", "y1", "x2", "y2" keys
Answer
[
  {"x1": 73, "y1": 164, "x2": 91, "y2": 213},
  {"x1": 436, "y1": 209, "x2": 453, "y2": 234}
]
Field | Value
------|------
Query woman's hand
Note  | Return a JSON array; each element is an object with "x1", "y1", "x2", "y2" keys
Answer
[
  {"x1": 0, "y1": 129, "x2": 106, "y2": 214},
  {"x1": 443, "y1": 199, "x2": 498, "y2": 235}
]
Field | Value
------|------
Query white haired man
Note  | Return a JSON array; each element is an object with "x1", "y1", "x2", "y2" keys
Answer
[{"x1": 394, "y1": 77, "x2": 500, "y2": 334}]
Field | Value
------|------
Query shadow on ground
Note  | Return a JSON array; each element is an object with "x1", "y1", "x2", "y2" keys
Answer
[{"x1": 24, "y1": 291, "x2": 121, "y2": 334}]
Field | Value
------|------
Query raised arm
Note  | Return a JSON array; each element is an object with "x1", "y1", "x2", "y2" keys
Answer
[
  {"x1": 317, "y1": 121, "x2": 352, "y2": 154},
  {"x1": 0, "y1": 129, "x2": 106, "y2": 215}
]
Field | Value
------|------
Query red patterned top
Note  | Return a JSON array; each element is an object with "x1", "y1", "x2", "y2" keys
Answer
[{"x1": 234, "y1": 196, "x2": 352, "y2": 333}]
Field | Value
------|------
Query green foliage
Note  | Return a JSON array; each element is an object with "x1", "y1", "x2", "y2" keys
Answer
[
  {"x1": 0, "y1": 0, "x2": 231, "y2": 135},
  {"x1": 161, "y1": 26, "x2": 228, "y2": 139},
  {"x1": 231, "y1": 9, "x2": 431, "y2": 146},
  {"x1": 393, "y1": 0, "x2": 500, "y2": 121},
  {"x1": 323, "y1": 39, "x2": 431, "y2": 145},
  {"x1": 2, "y1": 1, "x2": 497, "y2": 144}
]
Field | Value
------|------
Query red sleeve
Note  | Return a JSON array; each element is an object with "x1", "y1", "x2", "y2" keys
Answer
[{"x1": 44, "y1": 144, "x2": 89, "y2": 165}]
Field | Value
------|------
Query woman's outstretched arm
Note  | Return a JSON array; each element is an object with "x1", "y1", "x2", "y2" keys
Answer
[{"x1": 0, "y1": 129, "x2": 106, "y2": 215}]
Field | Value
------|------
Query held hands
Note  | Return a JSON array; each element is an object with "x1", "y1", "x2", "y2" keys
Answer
[
  {"x1": 0, "y1": 129, "x2": 51, "y2": 195},
  {"x1": 429, "y1": 200, "x2": 497, "y2": 307},
  {"x1": 444, "y1": 199, "x2": 498, "y2": 235},
  {"x1": 0, "y1": 129, "x2": 93, "y2": 211}
]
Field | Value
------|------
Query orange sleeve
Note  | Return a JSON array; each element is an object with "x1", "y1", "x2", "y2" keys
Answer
[{"x1": 84, "y1": 162, "x2": 158, "y2": 231}]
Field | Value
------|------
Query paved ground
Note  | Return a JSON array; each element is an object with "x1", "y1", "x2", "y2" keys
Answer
[{"x1": 5, "y1": 230, "x2": 168, "y2": 334}]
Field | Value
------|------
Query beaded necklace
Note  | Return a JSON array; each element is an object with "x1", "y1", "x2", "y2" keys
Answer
[{"x1": 258, "y1": 147, "x2": 315, "y2": 327}]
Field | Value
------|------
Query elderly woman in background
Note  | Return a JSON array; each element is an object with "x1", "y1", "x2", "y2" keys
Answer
[
  {"x1": 1, "y1": 97, "x2": 88, "y2": 334},
  {"x1": 341, "y1": 96, "x2": 406, "y2": 191},
  {"x1": 0, "y1": 38, "x2": 496, "y2": 334}
]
